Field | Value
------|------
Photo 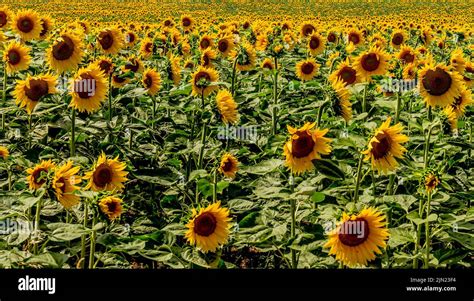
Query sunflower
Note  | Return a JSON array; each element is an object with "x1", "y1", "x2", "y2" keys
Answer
[
  {"x1": 12, "y1": 10, "x2": 42, "y2": 41},
  {"x1": 418, "y1": 63, "x2": 463, "y2": 107},
  {"x1": 462, "y1": 62, "x2": 474, "y2": 88},
  {"x1": 46, "y1": 31, "x2": 84, "y2": 73},
  {"x1": 185, "y1": 201, "x2": 231, "y2": 253},
  {"x1": 97, "y1": 28, "x2": 123, "y2": 54},
  {"x1": 0, "y1": 6, "x2": 12, "y2": 29},
  {"x1": 347, "y1": 29, "x2": 364, "y2": 46},
  {"x1": 199, "y1": 34, "x2": 214, "y2": 50},
  {"x1": 191, "y1": 66, "x2": 219, "y2": 97},
  {"x1": 327, "y1": 31, "x2": 338, "y2": 43},
  {"x1": 184, "y1": 58, "x2": 195, "y2": 69},
  {"x1": 324, "y1": 207, "x2": 389, "y2": 268},
  {"x1": 444, "y1": 88, "x2": 472, "y2": 118},
  {"x1": 200, "y1": 48, "x2": 217, "y2": 68},
  {"x1": 370, "y1": 33, "x2": 386, "y2": 49},
  {"x1": 124, "y1": 31, "x2": 138, "y2": 47},
  {"x1": 362, "y1": 117, "x2": 409, "y2": 174},
  {"x1": 70, "y1": 66, "x2": 108, "y2": 113},
  {"x1": 3, "y1": 41, "x2": 31, "y2": 74},
  {"x1": 234, "y1": 43, "x2": 256, "y2": 71},
  {"x1": 139, "y1": 37, "x2": 155, "y2": 58},
  {"x1": 308, "y1": 32, "x2": 325, "y2": 56},
  {"x1": 39, "y1": 16, "x2": 54, "y2": 39},
  {"x1": 329, "y1": 59, "x2": 359, "y2": 85},
  {"x1": 390, "y1": 30, "x2": 406, "y2": 48},
  {"x1": 112, "y1": 72, "x2": 130, "y2": 88},
  {"x1": 99, "y1": 196, "x2": 124, "y2": 221},
  {"x1": 27, "y1": 160, "x2": 56, "y2": 190},
  {"x1": 169, "y1": 54, "x2": 181, "y2": 86},
  {"x1": 218, "y1": 153, "x2": 239, "y2": 178},
  {"x1": 353, "y1": 46, "x2": 390, "y2": 81},
  {"x1": 142, "y1": 68, "x2": 161, "y2": 96},
  {"x1": 424, "y1": 171, "x2": 440, "y2": 193},
  {"x1": 331, "y1": 77, "x2": 352, "y2": 122},
  {"x1": 283, "y1": 122, "x2": 332, "y2": 175},
  {"x1": 296, "y1": 58, "x2": 319, "y2": 81},
  {"x1": 300, "y1": 22, "x2": 315, "y2": 37},
  {"x1": 13, "y1": 74, "x2": 57, "y2": 114},
  {"x1": 402, "y1": 63, "x2": 417, "y2": 80},
  {"x1": 216, "y1": 90, "x2": 238, "y2": 125},
  {"x1": 84, "y1": 152, "x2": 128, "y2": 192},
  {"x1": 0, "y1": 146, "x2": 9, "y2": 160},
  {"x1": 420, "y1": 29, "x2": 433, "y2": 45},
  {"x1": 91, "y1": 56, "x2": 114, "y2": 76},
  {"x1": 163, "y1": 17, "x2": 174, "y2": 28},
  {"x1": 52, "y1": 161, "x2": 81, "y2": 208},
  {"x1": 255, "y1": 33, "x2": 269, "y2": 52},
  {"x1": 181, "y1": 15, "x2": 194, "y2": 32},
  {"x1": 261, "y1": 58, "x2": 274, "y2": 70},
  {"x1": 216, "y1": 35, "x2": 234, "y2": 57},
  {"x1": 122, "y1": 56, "x2": 144, "y2": 74},
  {"x1": 397, "y1": 45, "x2": 416, "y2": 64},
  {"x1": 450, "y1": 49, "x2": 466, "y2": 74}
]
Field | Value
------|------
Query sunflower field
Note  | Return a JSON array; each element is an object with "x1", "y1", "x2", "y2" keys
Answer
[{"x1": 0, "y1": 0, "x2": 473, "y2": 270}]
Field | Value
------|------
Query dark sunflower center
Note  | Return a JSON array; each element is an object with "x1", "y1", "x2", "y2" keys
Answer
[
  {"x1": 127, "y1": 33, "x2": 135, "y2": 43},
  {"x1": 203, "y1": 54, "x2": 210, "y2": 67},
  {"x1": 361, "y1": 53, "x2": 380, "y2": 72},
  {"x1": 422, "y1": 68, "x2": 452, "y2": 96},
  {"x1": 98, "y1": 31, "x2": 114, "y2": 50},
  {"x1": 222, "y1": 159, "x2": 234, "y2": 172},
  {"x1": 426, "y1": 176, "x2": 438, "y2": 189},
  {"x1": 371, "y1": 133, "x2": 391, "y2": 159},
  {"x1": 164, "y1": 20, "x2": 171, "y2": 26},
  {"x1": 194, "y1": 212, "x2": 217, "y2": 237},
  {"x1": 0, "y1": 12, "x2": 7, "y2": 27},
  {"x1": 7, "y1": 50, "x2": 21, "y2": 65},
  {"x1": 327, "y1": 33, "x2": 336, "y2": 42},
  {"x1": 99, "y1": 60, "x2": 112, "y2": 74},
  {"x1": 40, "y1": 21, "x2": 48, "y2": 36},
  {"x1": 24, "y1": 79, "x2": 49, "y2": 102},
  {"x1": 392, "y1": 33, "x2": 403, "y2": 45},
  {"x1": 124, "y1": 60, "x2": 140, "y2": 72},
  {"x1": 348, "y1": 33, "x2": 360, "y2": 44},
  {"x1": 218, "y1": 40, "x2": 228, "y2": 52},
  {"x1": 107, "y1": 201, "x2": 118, "y2": 214},
  {"x1": 401, "y1": 52, "x2": 414, "y2": 63},
  {"x1": 114, "y1": 75, "x2": 126, "y2": 83},
  {"x1": 263, "y1": 62, "x2": 272, "y2": 69},
  {"x1": 93, "y1": 164, "x2": 113, "y2": 188},
  {"x1": 52, "y1": 36, "x2": 75, "y2": 61},
  {"x1": 144, "y1": 74, "x2": 153, "y2": 88},
  {"x1": 194, "y1": 72, "x2": 211, "y2": 88},
  {"x1": 17, "y1": 17, "x2": 34, "y2": 33},
  {"x1": 303, "y1": 24, "x2": 314, "y2": 36},
  {"x1": 338, "y1": 218, "x2": 370, "y2": 247},
  {"x1": 182, "y1": 18, "x2": 191, "y2": 27},
  {"x1": 243, "y1": 22, "x2": 250, "y2": 29},
  {"x1": 200, "y1": 39, "x2": 210, "y2": 49},
  {"x1": 339, "y1": 67, "x2": 357, "y2": 85},
  {"x1": 309, "y1": 37, "x2": 320, "y2": 49},
  {"x1": 76, "y1": 74, "x2": 94, "y2": 99},
  {"x1": 291, "y1": 131, "x2": 315, "y2": 158},
  {"x1": 301, "y1": 62, "x2": 315, "y2": 75},
  {"x1": 32, "y1": 168, "x2": 48, "y2": 185},
  {"x1": 145, "y1": 43, "x2": 153, "y2": 53},
  {"x1": 452, "y1": 96, "x2": 463, "y2": 108}
]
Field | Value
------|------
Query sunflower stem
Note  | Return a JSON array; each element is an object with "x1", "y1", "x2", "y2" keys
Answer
[
  {"x1": 424, "y1": 191, "x2": 432, "y2": 268},
  {"x1": 70, "y1": 108, "x2": 76, "y2": 157},
  {"x1": 108, "y1": 74, "x2": 113, "y2": 122},
  {"x1": 33, "y1": 198, "x2": 42, "y2": 255},
  {"x1": 271, "y1": 56, "x2": 279, "y2": 136},
  {"x1": 395, "y1": 92, "x2": 402, "y2": 123},
  {"x1": 427, "y1": 105, "x2": 432, "y2": 122},
  {"x1": 371, "y1": 168, "x2": 376, "y2": 200},
  {"x1": 354, "y1": 154, "x2": 364, "y2": 202},
  {"x1": 387, "y1": 175, "x2": 395, "y2": 195},
  {"x1": 289, "y1": 174, "x2": 297, "y2": 269},
  {"x1": 213, "y1": 169, "x2": 218, "y2": 203},
  {"x1": 231, "y1": 57, "x2": 238, "y2": 97},
  {"x1": 151, "y1": 94, "x2": 157, "y2": 121},
  {"x1": 362, "y1": 84, "x2": 368, "y2": 117},
  {"x1": 81, "y1": 203, "x2": 88, "y2": 269},
  {"x1": 1, "y1": 62, "x2": 6, "y2": 131},
  {"x1": 316, "y1": 101, "x2": 329, "y2": 128},
  {"x1": 89, "y1": 209, "x2": 97, "y2": 269},
  {"x1": 424, "y1": 122, "x2": 439, "y2": 169}
]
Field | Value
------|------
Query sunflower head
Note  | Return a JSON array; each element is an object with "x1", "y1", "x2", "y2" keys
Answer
[
  {"x1": 13, "y1": 74, "x2": 57, "y2": 114},
  {"x1": 423, "y1": 170, "x2": 440, "y2": 193},
  {"x1": 199, "y1": 34, "x2": 214, "y2": 50},
  {"x1": 397, "y1": 45, "x2": 416, "y2": 64},
  {"x1": 296, "y1": 59, "x2": 320, "y2": 81},
  {"x1": 97, "y1": 28, "x2": 123, "y2": 54},
  {"x1": 218, "y1": 153, "x2": 239, "y2": 178},
  {"x1": 300, "y1": 22, "x2": 315, "y2": 37},
  {"x1": 444, "y1": 88, "x2": 472, "y2": 118},
  {"x1": 12, "y1": 10, "x2": 42, "y2": 41},
  {"x1": 84, "y1": 152, "x2": 128, "y2": 192},
  {"x1": 99, "y1": 196, "x2": 124, "y2": 221},
  {"x1": 324, "y1": 207, "x2": 389, "y2": 268},
  {"x1": 0, "y1": 146, "x2": 9, "y2": 160},
  {"x1": 450, "y1": 49, "x2": 466, "y2": 74},
  {"x1": 168, "y1": 54, "x2": 181, "y2": 86},
  {"x1": 362, "y1": 117, "x2": 409, "y2": 174},
  {"x1": 3, "y1": 41, "x2": 31, "y2": 74},
  {"x1": 91, "y1": 57, "x2": 114, "y2": 76},
  {"x1": 142, "y1": 68, "x2": 161, "y2": 96},
  {"x1": 52, "y1": 161, "x2": 81, "y2": 208},
  {"x1": 70, "y1": 66, "x2": 108, "y2": 113},
  {"x1": 181, "y1": 15, "x2": 194, "y2": 32},
  {"x1": 217, "y1": 36, "x2": 235, "y2": 57},
  {"x1": 261, "y1": 58, "x2": 275, "y2": 71},
  {"x1": 185, "y1": 201, "x2": 231, "y2": 253},
  {"x1": 140, "y1": 38, "x2": 155, "y2": 58},
  {"x1": 190, "y1": 66, "x2": 219, "y2": 97},
  {"x1": 418, "y1": 63, "x2": 463, "y2": 108},
  {"x1": 27, "y1": 160, "x2": 56, "y2": 190},
  {"x1": 347, "y1": 29, "x2": 364, "y2": 46},
  {"x1": 0, "y1": 7, "x2": 12, "y2": 29},
  {"x1": 39, "y1": 16, "x2": 54, "y2": 39},
  {"x1": 283, "y1": 122, "x2": 332, "y2": 175},
  {"x1": 330, "y1": 77, "x2": 352, "y2": 122},
  {"x1": 390, "y1": 30, "x2": 406, "y2": 47},
  {"x1": 354, "y1": 46, "x2": 390, "y2": 81},
  {"x1": 329, "y1": 58, "x2": 359, "y2": 86},
  {"x1": 200, "y1": 48, "x2": 217, "y2": 68},
  {"x1": 234, "y1": 42, "x2": 256, "y2": 72},
  {"x1": 122, "y1": 56, "x2": 144, "y2": 74},
  {"x1": 308, "y1": 32, "x2": 325, "y2": 56},
  {"x1": 46, "y1": 31, "x2": 84, "y2": 73}
]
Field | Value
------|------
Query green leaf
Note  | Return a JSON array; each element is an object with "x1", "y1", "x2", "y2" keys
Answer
[
  {"x1": 312, "y1": 159, "x2": 345, "y2": 180},
  {"x1": 310, "y1": 192, "x2": 326, "y2": 203}
]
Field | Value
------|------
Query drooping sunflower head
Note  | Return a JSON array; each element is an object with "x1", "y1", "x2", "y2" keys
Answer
[
  {"x1": 27, "y1": 159, "x2": 56, "y2": 190},
  {"x1": 46, "y1": 31, "x2": 84, "y2": 73},
  {"x1": 97, "y1": 28, "x2": 123, "y2": 55},
  {"x1": 200, "y1": 48, "x2": 218, "y2": 68},
  {"x1": 330, "y1": 77, "x2": 352, "y2": 123},
  {"x1": 3, "y1": 41, "x2": 31, "y2": 74},
  {"x1": 397, "y1": 45, "x2": 416, "y2": 64},
  {"x1": 308, "y1": 32, "x2": 325, "y2": 56},
  {"x1": 283, "y1": 122, "x2": 332, "y2": 175},
  {"x1": 347, "y1": 28, "x2": 364, "y2": 46},
  {"x1": 390, "y1": 30, "x2": 406, "y2": 48},
  {"x1": 70, "y1": 66, "x2": 108, "y2": 113},
  {"x1": 449, "y1": 48, "x2": 466, "y2": 74},
  {"x1": 185, "y1": 201, "x2": 231, "y2": 253},
  {"x1": 418, "y1": 63, "x2": 463, "y2": 108},
  {"x1": 218, "y1": 153, "x2": 239, "y2": 178},
  {"x1": 354, "y1": 46, "x2": 390, "y2": 81},
  {"x1": 84, "y1": 152, "x2": 128, "y2": 192},
  {"x1": 112, "y1": 71, "x2": 130, "y2": 88},
  {"x1": 324, "y1": 207, "x2": 389, "y2": 268},
  {"x1": 216, "y1": 35, "x2": 235, "y2": 57},
  {"x1": 13, "y1": 74, "x2": 57, "y2": 114},
  {"x1": 362, "y1": 117, "x2": 409, "y2": 174},
  {"x1": 168, "y1": 54, "x2": 181, "y2": 87},
  {"x1": 0, "y1": 146, "x2": 9, "y2": 160},
  {"x1": 300, "y1": 22, "x2": 315, "y2": 37},
  {"x1": 261, "y1": 58, "x2": 275, "y2": 71},
  {"x1": 142, "y1": 68, "x2": 161, "y2": 96},
  {"x1": 0, "y1": 6, "x2": 12, "y2": 29},
  {"x1": 296, "y1": 58, "x2": 320, "y2": 81},
  {"x1": 99, "y1": 196, "x2": 124, "y2": 221},
  {"x1": 423, "y1": 170, "x2": 440, "y2": 193},
  {"x1": 52, "y1": 161, "x2": 81, "y2": 208},
  {"x1": 190, "y1": 66, "x2": 219, "y2": 97},
  {"x1": 329, "y1": 58, "x2": 358, "y2": 85},
  {"x1": 444, "y1": 87, "x2": 472, "y2": 118},
  {"x1": 12, "y1": 9, "x2": 42, "y2": 41},
  {"x1": 39, "y1": 15, "x2": 54, "y2": 39},
  {"x1": 216, "y1": 89, "x2": 238, "y2": 125},
  {"x1": 234, "y1": 42, "x2": 256, "y2": 72},
  {"x1": 462, "y1": 62, "x2": 474, "y2": 88},
  {"x1": 139, "y1": 37, "x2": 155, "y2": 58}
]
